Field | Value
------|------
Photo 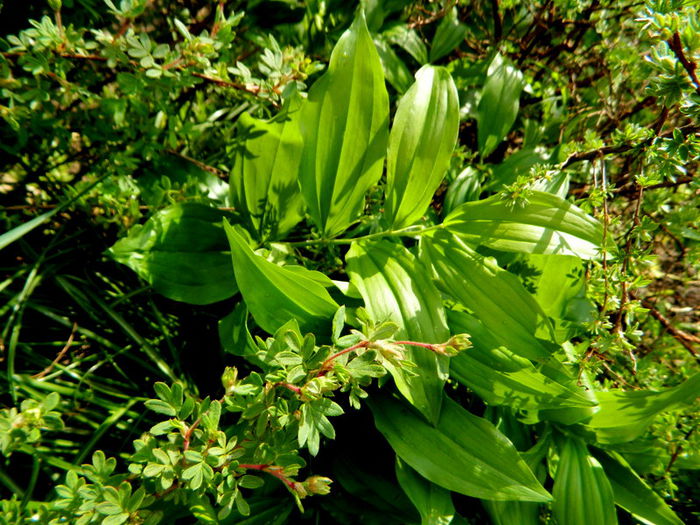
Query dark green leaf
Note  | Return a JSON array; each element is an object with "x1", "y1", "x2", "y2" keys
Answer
[
  {"x1": 396, "y1": 458, "x2": 455, "y2": 525},
  {"x1": 109, "y1": 203, "x2": 237, "y2": 304},
  {"x1": 429, "y1": 7, "x2": 467, "y2": 62}
]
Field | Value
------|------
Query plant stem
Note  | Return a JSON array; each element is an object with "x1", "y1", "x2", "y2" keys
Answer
[{"x1": 287, "y1": 224, "x2": 444, "y2": 247}]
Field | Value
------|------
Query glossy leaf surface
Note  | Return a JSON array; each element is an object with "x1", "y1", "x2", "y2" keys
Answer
[
  {"x1": 224, "y1": 222, "x2": 338, "y2": 334},
  {"x1": 422, "y1": 231, "x2": 555, "y2": 361},
  {"x1": 586, "y1": 372, "x2": 700, "y2": 444},
  {"x1": 552, "y1": 436, "x2": 617, "y2": 525},
  {"x1": 346, "y1": 239, "x2": 449, "y2": 424},
  {"x1": 370, "y1": 394, "x2": 552, "y2": 502},
  {"x1": 443, "y1": 191, "x2": 603, "y2": 259},
  {"x1": 230, "y1": 92, "x2": 304, "y2": 241},
  {"x1": 429, "y1": 7, "x2": 467, "y2": 62},
  {"x1": 396, "y1": 459, "x2": 455, "y2": 525},
  {"x1": 592, "y1": 449, "x2": 683, "y2": 525},
  {"x1": 385, "y1": 65, "x2": 459, "y2": 228},
  {"x1": 447, "y1": 310, "x2": 595, "y2": 411},
  {"x1": 298, "y1": 11, "x2": 389, "y2": 238},
  {"x1": 109, "y1": 203, "x2": 236, "y2": 305},
  {"x1": 477, "y1": 54, "x2": 524, "y2": 157}
]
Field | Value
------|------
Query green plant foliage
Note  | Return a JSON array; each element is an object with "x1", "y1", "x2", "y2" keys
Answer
[
  {"x1": 2, "y1": 0, "x2": 700, "y2": 522},
  {"x1": 385, "y1": 65, "x2": 459, "y2": 228},
  {"x1": 443, "y1": 191, "x2": 604, "y2": 259},
  {"x1": 476, "y1": 53, "x2": 524, "y2": 158},
  {"x1": 297, "y1": 10, "x2": 389, "y2": 238},
  {"x1": 110, "y1": 203, "x2": 237, "y2": 304},
  {"x1": 371, "y1": 394, "x2": 552, "y2": 502},
  {"x1": 552, "y1": 435, "x2": 618, "y2": 525},
  {"x1": 230, "y1": 91, "x2": 305, "y2": 241}
]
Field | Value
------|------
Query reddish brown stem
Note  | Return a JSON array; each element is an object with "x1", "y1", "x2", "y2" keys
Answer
[
  {"x1": 275, "y1": 382, "x2": 301, "y2": 394},
  {"x1": 393, "y1": 340, "x2": 436, "y2": 351},
  {"x1": 320, "y1": 341, "x2": 369, "y2": 371}
]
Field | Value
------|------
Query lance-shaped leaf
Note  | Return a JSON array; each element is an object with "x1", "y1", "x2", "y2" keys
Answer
[
  {"x1": 477, "y1": 54, "x2": 524, "y2": 157},
  {"x1": 230, "y1": 92, "x2": 304, "y2": 241},
  {"x1": 591, "y1": 449, "x2": 683, "y2": 525},
  {"x1": 443, "y1": 191, "x2": 603, "y2": 259},
  {"x1": 586, "y1": 372, "x2": 700, "y2": 444},
  {"x1": 396, "y1": 459, "x2": 455, "y2": 525},
  {"x1": 109, "y1": 203, "x2": 236, "y2": 305},
  {"x1": 370, "y1": 394, "x2": 552, "y2": 502},
  {"x1": 346, "y1": 240, "x2": 449, "y2": 424},
  {"x1": 429, "y1": 7, "x2": 467, "y2": 62},
  {"x1": 447, "y1": 310, "x2": 595, "y2": 411},
  {"x1": 374, "y1": 35, "x2": 413, "y2": 94},
  {"x1": 421, "y1": 230, "x2": 555, "y2": 361},
  {"x1": 298, "y1": 10, "x2": 389, "y2": 238},
  {"x1": 552, "y1": 436, "x2": 617, "y2": 525},
  {"x1": 224, "y1": 221, "x2": 338, "y2": 335},
  {"x1": 385, "y1": 65, "x2": 459, "y2": 228}
]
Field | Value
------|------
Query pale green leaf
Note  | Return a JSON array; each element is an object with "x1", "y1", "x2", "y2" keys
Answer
[
  {"x1": 346, "y1": 239, "x2": 449, "y2": 424},
  {"x1": 552, "y1": 436, "x2": 617, "y2": 525},
  {"x1": 592, "y1": 449, "x2": 683, "y2": 525},
  {"x1": 385, "y1": 65, "x2": 459, "y2": 228},
  {"x1": 429, "y1": 7, "x2": 467, "y2": 62},
  {"x1": 421, "y1": 231, "x2": 555, "y2": 361},
  {"x1": 477, "y1": 54, "x2": 524, "y2": 157},
  {"x1": 586, "y1": 373, "x2": 700, "y2": 444},
  {"x1": 231, "y1": 91, "x2": 305, "y2": 241},
  {"x1": 443, "y1": 191, "x2": 603, "y2": 259},
  {"x1": 298, "y1": 10, "x2": 389, "y2": 237}
]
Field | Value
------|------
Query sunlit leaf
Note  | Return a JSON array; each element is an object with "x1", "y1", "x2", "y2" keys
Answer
[
  {"x1": 298, "y1": 10, "x2": 389, "y2": 237},
  {"x1": 370, "y1": 394, "x2": 552, "y2": 502},
  {"x1": 385, "y1": 65, "x2": 459, "y2": 228}
]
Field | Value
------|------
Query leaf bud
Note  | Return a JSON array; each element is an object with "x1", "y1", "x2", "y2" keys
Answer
[
  {"x1": 48, "y1": 0, "x2": 62, "y2": 10},
  {"x1": 221, "y1": 367, "x2": 239, "y2": 395},
  {"x1": 303, "y1": 475, "x2": 332, "y2": 495}
]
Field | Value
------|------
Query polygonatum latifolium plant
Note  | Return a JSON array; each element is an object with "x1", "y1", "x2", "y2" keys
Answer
[{"x1": 2, "y1": 0, "x2": 700, "y2": 523}]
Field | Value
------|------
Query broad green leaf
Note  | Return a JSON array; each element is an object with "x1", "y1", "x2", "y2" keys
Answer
[
  {"x1": 447, "y1": 310, "x2": 595, "y2": 411},
  {"x1": 385, "y1": 65, "x2": 459, "y2": 228},
  {"x1": 429, "y1": 7, "x2": 467, "y2": 62},
  {"x1": 525, "y1": 254, "x2": 595, "y2": 342},
  {"x1": 421, "y1": 231, "x2": 555, "y2": 361},
  {"x1": 370, "y1": 394, "x2": 551, "y2": 502},
  {"x1": 109, "y1": 203, "x2": 237, "y2": 305},
  {"x1": 396, "y1": 458, "x2": 455, "y2": 525},
  {"x1": 586, "y1": 373, "x2": 700, "y2": 444},
  {"x1": 592, "y1": 449, "x2": 683, "y2": 525},
  {"x1": 298, "y1": 10, "x2": 389, "y2": 238},
  {"x1": 486, "y1": 148, "x2": 548, "y2": 191},
  {"x1": 346, "y1": 240, "x2": 449, "y2": 424},
  {"x1": 384, "y1": 24, "x2": 428, "y2": 65},
  {"x1": 374, "y1": 35, "x2": 413, "y2": 93},
  {"x1": 443, "y1": 167, "x2": 481, "y2": 215},
  {"x1": 224, "y1": 222, "x2": 338, "y2": 335},
  {"x1": 230, "y1": 91, "x2": 304, "y2": 241},
  {"x1": 552, "y1": 436, "x2": 617, "y2": 525},
  {"x1": 443, "y1": 191, "x2": 603, "y2": 259},
  {"x1": 477, "y1": 54, "x2": 524, "y2": 157}
]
